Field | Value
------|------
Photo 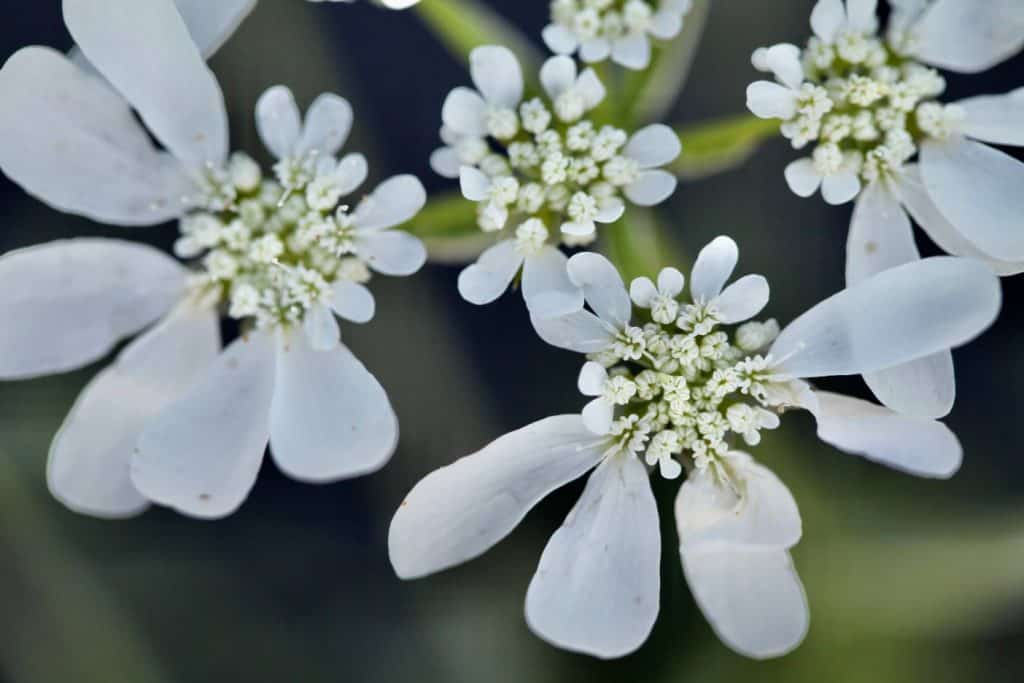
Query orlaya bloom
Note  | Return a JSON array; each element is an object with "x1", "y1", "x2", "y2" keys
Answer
[
  {"x1": 389, "y1": 238, "x2": 1000, "y2": 660},
  {"x1": 745, "y1": 0, "x2": 1023, "y2": 419},
  {"x1": 0, "y1": 0, "x2": 427, "y2": 519},
  {"x1": 433, "y1": 45, "x2": 679, "y2": 316},
  {"x1": 543, "y1": 0, "x2": 695, "y2": 70}
]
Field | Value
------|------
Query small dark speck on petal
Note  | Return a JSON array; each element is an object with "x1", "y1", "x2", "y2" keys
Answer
[
  {"x1": 865, "y1": 241, "x2": 878, "y2": 254},
  {"x1": 199, "y1": 494, "x2": 211, "y2": 501}
]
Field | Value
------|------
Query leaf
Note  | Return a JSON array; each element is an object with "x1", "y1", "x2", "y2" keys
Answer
[
  {"x1": 413, "y1": 0, "x2": 542, "y2": 71},
  {"x1": 406, "y1": 190, "x2": 495, "y2": 264},
  {"x1": 670, "y1": 114, "x2": 779, "y2": 180},
  {"x1": 627, "y1": 0, "x2": 711, "y2": 124}
]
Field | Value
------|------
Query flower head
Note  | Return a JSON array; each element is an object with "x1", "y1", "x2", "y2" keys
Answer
[
  {"x1": 390, "y1": 237, "x2": 1000, "y2": 659},
  {"x1": 435, "y1": 46, "x2": 680, "y2": 315},
  {"x1": 543, "y1": 0, "x2": 695, "y2": 70},
  {"x1": 0, "y1": 0, "x2": 425, "y2": 519}
]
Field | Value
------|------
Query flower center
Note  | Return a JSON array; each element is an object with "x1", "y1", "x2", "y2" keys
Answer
[
  {"x1": 551, "y1": 0, "x2": 660, "y2": 40},
  {"x1": 177, "y1": 152, "x2": 371, "y2": 331}
]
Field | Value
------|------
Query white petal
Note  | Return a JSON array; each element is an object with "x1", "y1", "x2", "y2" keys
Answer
[
  {"x1": 64, "y1": 0, "x2": 228, "y2": 166},
  {"x1": 891, "y1": 166, "x2": 1024, "y2": 275},
  {"x1": 658, "y1": 267, "x2": 685, "y2": 296},
  {"x1": 326, "y1": 153, "x2": 368, "y2": 196},
  {"x1": 812, "y1": 391, "x2": 962, "y2": 478},
  {"x1": 629, "y1": 277, "x2": 658, "y2": 308},
  {"x1": 682, "y1": 546, "x2": 808, "y2": 659},
  {"x1": 784, "y1": 158, "x2": 823, "y2": 198},
  {"x1": 772, "y1": 257, "x2": 1001, "y2": 379},
  {"x1": 957, "y1": 92, "x2": 1024, "y2": 148},
  {"x1": 581, "y1": 398, "x2": 615, "y2": 435},
  {"x1": 297, "y1": 93, "x2": 353, "y2": 158},
  {"x1": 649, "y1": 10, "x2": 684, "y2": 40},
  {"x1": 525, "y1": 455, "x2": 659, "y2": 659},
  {"x1": 470, "y1": 45, "x2": 523, "y2": 109},
  {"x1": 542, "y1": 24, "x2": 579, "y2": 54},
  {"x1": 579, "y1": 38, "x2": 612, "y2": 63},
  {"x1": 459, "y1": 166, "x2": 492, "y2": 202},
  {"x1": 864, "y1": 351, "x2": 955, "y2": 419},
  {"x1": 441, "y1": 86, "x2": 488, "y2": 138},
  {"x1": 746, "y1": 81, "x2": 798, "y2": 120},
  {"x1": 165, "y1": 0, "x2": 256, "y2": 58},
  {"x1": 457, "y1": 239, "x2": 524, "y2": 305},
  {"x1": 255, "y1": 85, "x2": 302, "y2": 160},
  {"x1": 576, "y1": 68, "x2": 608, "y2": 111},
  {"x1": 577, "y1": 361, "x2": 608, "y2": 396},
  {"x1": 302, "y1": 303, "x2": 341, "y2": 352},
  {"x1": 676, "y1": 460, "x2": 801, "y2": 551},
  {"x1": 0, "y1": 47, "x2": 193, "y2": 225},
  {"x1": 821, "y1": 169, "x2": 861, "y2": 205},
  {"x1": 760, "y1": 43, "x2": 805, "y2": 90},
  {"x1": 625, "y1": 170, "x2": 677, "y2": 206},
  {"x1": 810, "y1": 0, "x2": 846, "y2": 43},
  {"x1": 430, "y1": 146, "x2": 461, "y2": 178},
  {"x1": 353, "y1": 174, "x2": 427, "y2": 232},
  {"x1": 531, "y1": 309, "x2": 617, "y2": 354},
  {"x1": 561, "y1": 220, "x2": 597, "y2": 237},
  {"x1": 356, "y1": 230, "x2": 428, "y2": 277},
  {"x1": 690, "y1": 236, "x2": 738, "y2": 303},
  {"x1": 624, "y1": 124, "x2": 682, "y2": 169},
  {"x1": 846, "y1": 181, "x2": 919, "y2": 286},
  {"x1": 845, "y1": 0, "x2": 878, "y2": 32},
  {"x1": 567, "y1": 252, "x2": 632, "y2": 329},
  {"x1": 713, "y1": 274, "x2": 770, "y2": 324},
  {"x1": 594, "y1": 198, "x2": 625, "y2": 223},
  {"x1": 331, "y1": 280, "x2": 375, "y2": 324},
  {"x1": 920, "y1": 137, "x2": 1024, "y2": 262},
  {"x1": 0, "y1": 239, "x2": 184, "y2": 379},
  {"x1": 611, "y1": 33, "x2": 652, "y2": 70},
  {"x1": 522, "y1": 247, "x2": 586, "y2": 319},
  {"x1": 48, "y1": 302, "x2": 219, "y2": 518},
  {"x1": 911, "y1": 0, "x2": 1024, "y2": 73},
  {"x1": 389, "y1": 415, "x2": 608, "y2": 578},
  {"x1": 132, "y1": 332, "x2": 276, "y2": 519},
  {"x1": 540, "y1": 55, "x2": 578, "y2": 101},
  {"x1": 270, "y1": 334, "x2": 396, "y2": 482}
]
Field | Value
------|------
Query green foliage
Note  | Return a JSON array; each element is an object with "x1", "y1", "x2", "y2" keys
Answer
[{"x1": 670, "y1": 114, "x2": 779, "y2": 180}]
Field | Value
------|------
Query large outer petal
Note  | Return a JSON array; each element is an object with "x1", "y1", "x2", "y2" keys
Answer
[
  {"x1": 0, "y1": 47, "x2": 193, "y2": 225},
  {"x1": 690, "y1": 236, "x2": 738, "y2": 303},
  {"x1": 522, "y1": 247, "x2": 585, "y2": 318},
  {"x1": 892, "y1": 166, "x2": 1024, "y2": 276},
  {"x1": 920, "y1": 137, "x2": 1024, "y2": 262},
  {"x1": 64, "y1": 0, "x2": 229, "y2": 166},
  {"x1": 525, "y1": 455, "x2": 660, "y2": 659},
  {"x1": 0, "y1": 239, "x2": 185, "y2": 379},
  {"x1": 681, "y1": 546, "x2": 808, "y2": 659},
  {"x1": 531, "y1": 309, "x2": 616, "y2": 353},
  {"x1": 469, "y1": 45, "x2": 523, "y2": 109},
  {"x1": 957, "y1": 92, "x2": 1024, "y2": 147},
  {"x1": 772, "y1": 257, "x2": 1001, "y2": 379},
  {"x1": 910, "y1": 0, "x2": 1024, "y2": 73},
  {"x1": 270, "y1": 333, "x2": 398, "y2": 482},
  {"x1": 388, "y1": 415, "x2": 608, "y2": 579},
  {"x1": 132, "y1": 332, "x2": 276, "y2": 519},
  {"x1": 811, "y1": 391, "x2": 962, "y2": 478},
  {"x1": 847, "y1": 183, "x2": 954, "y2": 419},
  {"x1": 48, "y1": 302, "x2": 219, "y2": 518},
  {"x1": 566, "y1": 252, "x2": 632, "y2": 329}
]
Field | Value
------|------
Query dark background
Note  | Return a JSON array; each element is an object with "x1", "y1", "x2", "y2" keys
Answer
[{"x1": 1, "y1": 1, "x2": 1024, "y2": 681}]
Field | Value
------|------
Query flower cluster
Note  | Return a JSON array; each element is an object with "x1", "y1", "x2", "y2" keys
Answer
[
  {"x1": 748, "y1": 0, "x2": 1024, "y2": 208},
  {"x1": 543, "y1": 0, "x2": 694, "y2": 70},
  {"x1": 177, "y1": 87, "x2": 426, "y2": 348},
  {"x1": 391, "y1": 237, "x2": 1002, "y2": 660},
  {"x1": 434, "y1": 46, "x2": 680, "y2": 313}
]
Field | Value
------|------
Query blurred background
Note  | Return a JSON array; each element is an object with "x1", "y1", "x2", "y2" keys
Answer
[{"x1": 2, "y1": 1, "x2": 1024, "y2": 681}]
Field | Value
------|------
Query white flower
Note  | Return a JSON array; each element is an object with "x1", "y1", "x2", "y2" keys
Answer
[
  {"x1": 441, "y1": 47, "x2": 680, "y2": 316},
  {"x1": 746, "y1": 0, "x2": 1024, "y2": 259},
  {"x1": 308, "y1": 0, "x2": 420, "y2": 8},
  {"x1": 543, "y1": 0, "x2": 694, "y2": 70},
  {"x1": 389, "y1": 237, "x2": 1000, "y2": 659},
  {"x1": 0, "y1": 0, "x2": 427, "y2": 519}
]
